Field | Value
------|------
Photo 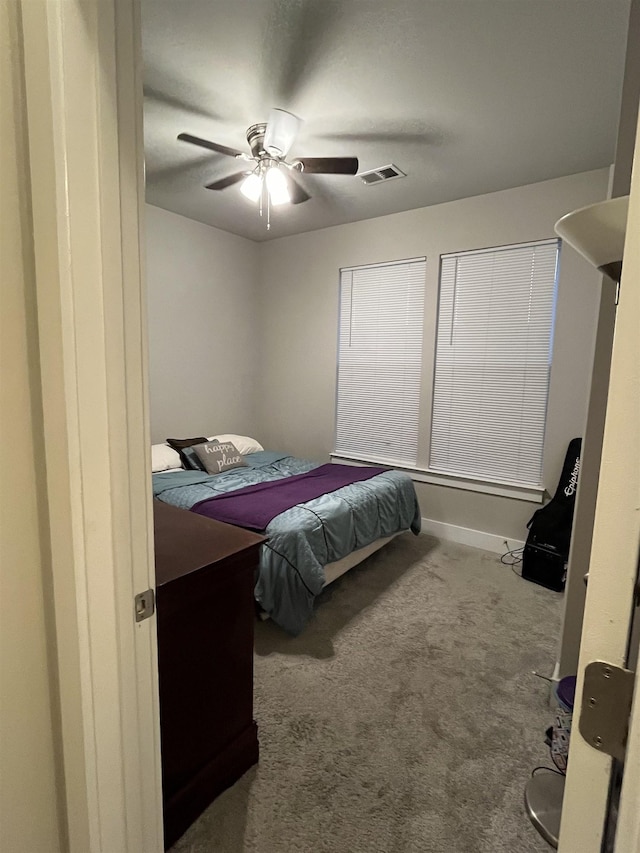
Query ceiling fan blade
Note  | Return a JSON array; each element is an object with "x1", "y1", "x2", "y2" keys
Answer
[
  {"x1": 293, "y1": 157, "x2": 359, "y2": 175},
  {"x1": 264, "y1": 109, "x2": 301, "y2": 157},
  {"x1": 316, "y1": 130, "x2": 441, "y2": 145},
  {"x1": 144, "y1": 85, "x2": 222, "y2": 121},
  {"x1": 205, "y1": 171, "x2": 250, "y2": 191},
  {"x1": 146, "y1": 153, "x2": 213, "y2": 185},
  {"x1": 284, "y1": 171, "x2": 311, "y2": 205},
  {"x1": 263, "y1": 0, "x2": 342, "y2": 103},
  {"x1": 178, "y1": 132, "x2": 245, "y2": 159}
]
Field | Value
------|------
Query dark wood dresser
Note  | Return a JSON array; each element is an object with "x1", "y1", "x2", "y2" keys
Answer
[{"x1": 153, "y1": 500, "x2": 265, "y2": 849}]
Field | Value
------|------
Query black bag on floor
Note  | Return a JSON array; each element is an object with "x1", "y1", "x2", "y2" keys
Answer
[{"x1": 522, "y1": 437, "x2": 582, "y2": 591}]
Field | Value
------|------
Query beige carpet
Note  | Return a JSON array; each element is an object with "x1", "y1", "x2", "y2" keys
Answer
[{"x1": 171, "y1": 533, "x2": 563, "y2": 853}]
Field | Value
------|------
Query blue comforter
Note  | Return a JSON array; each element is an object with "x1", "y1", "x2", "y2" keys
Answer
[{"x1": 153, "y1": 452, "x2": 421, "y2": 634}]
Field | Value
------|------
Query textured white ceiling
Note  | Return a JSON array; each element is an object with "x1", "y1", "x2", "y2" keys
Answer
[{"x1": 142, "y1": 0, "x2": 630, "y2": 242}]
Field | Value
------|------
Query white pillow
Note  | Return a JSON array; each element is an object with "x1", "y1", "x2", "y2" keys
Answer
[
  {"x1": 206, "y1": 434, "x2": 264, "y2": 455},
  {"x1": 151, "y1": 443, "x2": 182, "y2": 472}
]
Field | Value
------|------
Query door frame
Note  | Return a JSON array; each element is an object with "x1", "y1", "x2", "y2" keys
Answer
[
  {"x1": 19, "y1": 0, "x2": 163, "y2": 850},
  {"x1": 558, "y1": 108, "x2": 640, "y2": 851}
]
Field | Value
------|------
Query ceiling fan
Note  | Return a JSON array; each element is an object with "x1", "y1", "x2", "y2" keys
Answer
[{"x1": 177, "y1": 108, "x2": 359, "y2": 207}]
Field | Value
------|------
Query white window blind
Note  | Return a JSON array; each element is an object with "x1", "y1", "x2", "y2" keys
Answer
[
  {"x1": 335, "y1": 259, "x2": 426, "y2": 465},
  {"x1": 429, "y1": 240, "x2": 559, "y2": 486}
]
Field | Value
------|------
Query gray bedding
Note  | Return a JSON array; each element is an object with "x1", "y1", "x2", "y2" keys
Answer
[{"x1": 153, "y1": 451, "x2": 421, "y2": 634}]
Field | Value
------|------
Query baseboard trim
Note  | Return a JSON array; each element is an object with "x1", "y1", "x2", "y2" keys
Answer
[{"x1": 421, "y1": 517, "x2": 525, "y2": 555}]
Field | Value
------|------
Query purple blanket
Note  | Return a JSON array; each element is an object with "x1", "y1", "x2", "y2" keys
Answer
[{"x1": 191, "y1": 463, "x2": 388, "y2": 531}]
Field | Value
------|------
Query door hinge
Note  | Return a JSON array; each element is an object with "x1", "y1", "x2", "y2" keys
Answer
[
  {"x1": 579, "y1": 660, "x2": 635, "y2": 761},
  {"x1": 134, "y1": 588, "x2": 155, "y2": 623}
]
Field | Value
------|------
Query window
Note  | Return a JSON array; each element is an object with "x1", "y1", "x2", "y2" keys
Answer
[
  {"x1": 429, "y1": 239, "x2": 560, "y2": 487},
  {"x1": 333, "y1": 241, "x2": 559, "y2": 496},
  {"x1": 334, "y1": 258, "x2": 426, "y2": 466}
]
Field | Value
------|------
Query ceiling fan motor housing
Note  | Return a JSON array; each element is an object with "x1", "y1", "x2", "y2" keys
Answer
[{"x1": 246, "y1": 123, "x2": 267, "y2": 159}]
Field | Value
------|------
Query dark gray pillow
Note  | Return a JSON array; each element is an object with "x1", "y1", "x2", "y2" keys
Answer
[
  {"x1": 166, "y1": 436, "x2": 208, "y2": 468},
  {"x1": 193, "y1": 441, "x2": 248, "y2": 475},
  {"x1": 180, "y1": 445, "x2": 208, "y2": 471}
]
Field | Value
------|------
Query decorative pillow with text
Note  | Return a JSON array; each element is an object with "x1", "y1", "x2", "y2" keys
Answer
[{"x1": 194, "y1": 441, "x2": 248, "y2": 475}]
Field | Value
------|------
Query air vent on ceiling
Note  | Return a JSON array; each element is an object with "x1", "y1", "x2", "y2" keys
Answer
[{"x1": 359, "y1": 164, "x2": 406, "y2": 185}]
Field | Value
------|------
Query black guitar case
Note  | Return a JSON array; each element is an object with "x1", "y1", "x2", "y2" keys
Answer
[{"x1": 522, "y1": 437, "x2": 582, "y2": 591}]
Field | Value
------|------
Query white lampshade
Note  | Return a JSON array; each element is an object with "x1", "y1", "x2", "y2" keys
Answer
[
  {"x1": 554, "y1": 195, "x2": 629, "y2": 281},
  {"x1": 264, "y1": 109, "x2": 301, "y2": 158},
  {"x1": 265, "y1": 166, "x2": 290, "y2": 206},
  {"x1": 240, "y1": 172, "x2": 262, "y2": 202}
]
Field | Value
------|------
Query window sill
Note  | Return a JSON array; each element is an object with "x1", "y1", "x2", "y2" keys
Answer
[{"x1": 330, "y1": 454, "x2": 545, "y2": 503}]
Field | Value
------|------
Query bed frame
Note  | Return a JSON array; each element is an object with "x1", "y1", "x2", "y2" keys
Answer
[{"x1": 322, "y1": 532, "x2": 402, "y2": 586}]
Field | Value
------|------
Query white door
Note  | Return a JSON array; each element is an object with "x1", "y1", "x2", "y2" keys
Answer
[{"x1": 558, "y1": 109, "x2": 640, "y2": 852}]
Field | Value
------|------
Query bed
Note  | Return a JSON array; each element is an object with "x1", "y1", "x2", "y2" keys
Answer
[{"x1": 152, "y1": 437, "x2": 421, "y2": 634}]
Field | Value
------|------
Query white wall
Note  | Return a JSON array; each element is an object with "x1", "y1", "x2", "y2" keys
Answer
[
  {"x1": 1, "y1": 2, "x2": 63, "y2": 849},
  {"x1": 256, "y1": 169, "x2": 610, "y2": 540},
  {"x1": 145, "y1": 204, "x2": 260, "y2": 443}
]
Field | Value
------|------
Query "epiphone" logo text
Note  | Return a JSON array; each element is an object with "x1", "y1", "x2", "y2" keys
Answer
[{"x1": 564, "y1": 458, "x2": 580, "y2": 497}]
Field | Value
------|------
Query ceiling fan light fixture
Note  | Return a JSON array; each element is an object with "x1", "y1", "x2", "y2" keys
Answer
[
  {"x1": 266, "y1": 166, "x2": 290, "y2": 206},
  {"x1": 179, "y1": 109, "x2": 357, "y2": 215},
  {"x1": 240, "y1": 172, "x2": 262, "y2": 202}
]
